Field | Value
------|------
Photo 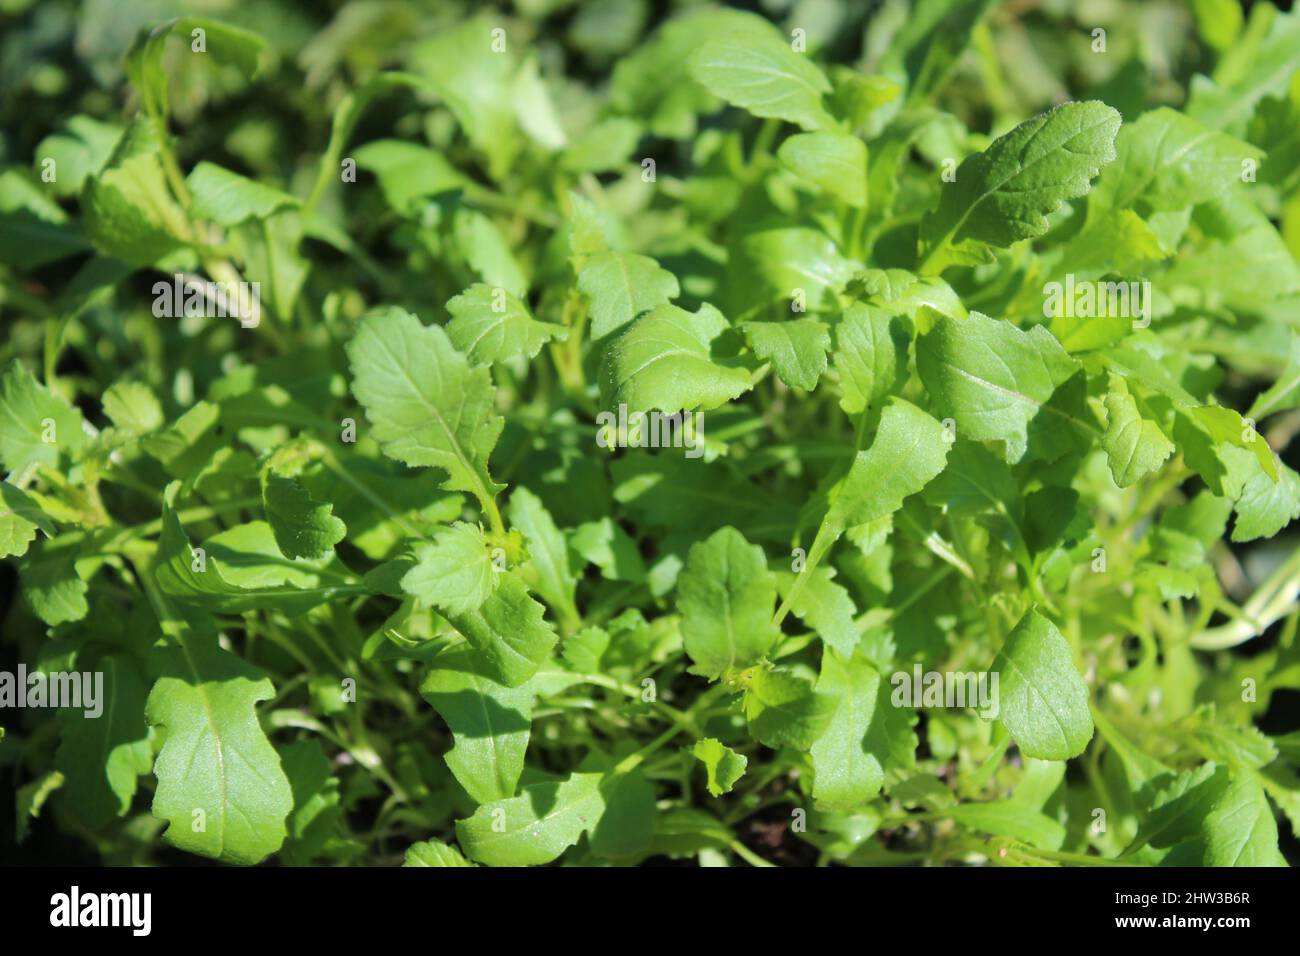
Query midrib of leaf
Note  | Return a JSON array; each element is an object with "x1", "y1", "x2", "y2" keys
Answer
[
  {"x1": 463, "y1": 312, "x2": 515, "y2": 356},
  {"x1": 930, "y1": 343, "x2": 1095, "y2": 434},
  {"x1": 622, "y1": 341, "x2": 699, "y2": 384},
  {"x1": 709, "y1": 49, "x2": 826, "y2": 101},
  {"x1": 997, "y1": 646, "x2": 1073, "y2": 752},
  {"x1": 1214, "y1": 783, "x2": 1268, "y2": 866},
  {"x1": 159, "y1": 580, "x2": 231, "y2": 856},
  {"x1": 466, "y1": 669, "x2": 510, "y2": 795},
  {"x1": 720, "y1": 549, "x2": 738, "y2": 673}
]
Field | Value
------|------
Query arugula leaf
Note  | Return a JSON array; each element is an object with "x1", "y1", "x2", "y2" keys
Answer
[
  {"x1": 601, "y1": 303, "x2": 752, "y2": 413},
  {"x1": 691, "y1": 738, "x2": 747, "y2": 797},
  {"x1": 1102, "y1": 374, "x2": 1175, "y2": 488},
  {"x1": 826, "y1": 398, "x2": 949, "y2": 533},
  {"x1": 917, "y1": 313, "x2": 1078, "y2": 462},
  {"x1": 440, "y1": 574, "x2": 557, "y2": 688},
  {"x1": 126, "y1": 17, "x2": 265, "y2": 123},
  {"x1": 777, "y1": 132, "x2": 868, "y2": 207},
  {"x1": 456, "y1": 771, "x2": 606, "y2": 866},
  {"x1": 688, "y1": 29, "x2": 835, "y2": 131},
  {"x1": 743, "y1": 666, "x2": 836, "y2": 750},
  {"x1": 403, "y1": 840, "x2": 474, "y2": 867},
  {"x1": 186, "y1": 162, "x2": 298, "y2": 226},
  {"x1": 420, "y1": 645, "x2": 534, "y2": 804},
  {"x1": 810, "y1": 649, "x2": 886, "y2": 809},
  {"x1": 832, "y1": 303, "x2": 910, "y2": 415},
  {"x1": 992, "y1": 610, "x2": 1093, "y2": 760},
  {"x1": 743, "y1": 319, "x2": 831, "y2": 392},
  {"x1": 678, "y1": 527, "x2": 780, "y2": 681},
  {"x1": 508, "y1": 487, "x2": 580, "y2": 632},
  {"x1": 919, "y1": 101, "x2": 1120, "y2": 272},
  {"x1": 54, "y1": 655, "x2": 152, "y2": 828},
  {"x1": 400, "y1": 522, "x2": 498, "y2": 617},
  {"x1": 0, "y1": 361, "x2": 85, "y2": 473},
  {"x1": 578, "y1": 250, "x2": 680, "y2": 340},
  {"x1": 0, "y1": 481, "x2": 56, "y2": 559},
  {"x1": 147, "y1": 633, "x2": 293, "y2": 865},
  {"x1": 445, "y1": 283, "x2": 566, "y2": 365},
  {"x1": 262, "y1": 474, "x2": 346, "y2": 560},
  {"x1": 346, "y1": 307, "x2": 505, "y2": 521}
]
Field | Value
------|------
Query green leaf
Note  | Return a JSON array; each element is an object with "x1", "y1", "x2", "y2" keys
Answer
[
  {"x1": 410, "y1": 17, "x2": 524, "y2": 180},
  {"x1": 1186, "y1": 10, "x2": 1300, "y2": 131},
  {"x1": 353, "y1": 140, "x2": 465, "y2": 214},
  {"x1": 1128, "y1": 763, "x2": 1231, "y2": 852},
  {"x1": 992, "y1": 610, "x2": 1093, "y2": 760},
  {"x1": 400, "y1": 522, "x2": 498, "y2": 617},
  {"x1": 279, "y1": 739, "x2": 351, "y2": 865},
  {"x1": 304, "y1": 73, "x2": 429, "y2": 209},
  {"x1": 102, "y1": 381, "x2": 163, "y2": 435},
  {"x1": 743, "y1": 319, "x2": 830, "y2": 392},
  {"x1": 508, "y1": 487, "x2": 579, "y2": 629},
  {"x1": 777, "y1": 567, "x2": 859, "y2": 657},
  {"x1": 146, "y1": 633, "x2": 293, "y2": 865},
  {"x1": 691, "y1": 738, "x2": 747, "y2": 796},
  {"x1": 601, "y1": 303, "x2": 753, "y2": 413},
  {"x1": 1102, "y1": 374, "x2": 1175, "y2": 488},
  {"x1": 0, "y1": 170, "x2": 90, "y2": 268},
  {"x1": 919, "y1": 101, "x2": 1120, "y2": 271},
  {"x1": 1231, "y1": 460, "x2": 1300, "y2": 542},
  {"x1": 452, "y1": 208, "x2": 528, "y2": 297},
  {"x1": 445, "y1": 283, "x2": 566, "y2": 365},
  {"x1": 945, "y1": 800, "x2": 1066, "y2": 850},
  {"x1": 22, "y1": 548, "x2": 89, "y2": 625},
  {"x1": 578, "y1": 250, "x2": 680, "y2": 340},
  {"x1": 54, "y1": 655, "x2": 152, "y2": 828},
  {"x1": 677, "y1": 526, "x2": 780, "y2": 680},
  {"x1": 917, "y1": 313, "x2": 1078, "y2": 462},
  {"x1": 810, "y1": 649, "x2": 885, "y2": 809},
  {"x1": 688, "y1": 29, "x2": 835, "y2": 131},
  {"x1": 743, "y1": 666, "x2": 836, "y2": 750},
  {"x1": 832, "y1": 303, "x2": 910, "y2": 415},
  {"x1": 0, "y1": 481, "x2": 56, "y2": 559},
  {"x1": 1090, "y1": 107, "x2": 1262, "y2": 213},
  {"x1": 33, "y1": 115, "x2": 123, "y2": 198},
  {"x1": 777, "y1": 132, "x2": 868, "y2": 207},
  {"x1": 81, "y1": 116, "x2": 187, "y2": 265},
  {"x1": 262, "y1": 474, "x2": 346, "y2": 560},
  {"x1": 570, "y1": 518, "x2": 645, "y2": 582},
  {"x1": 0, "y1": 361, "x2": 85, "y2": 473},
  {"x1": 1202, "y1": 772, "x2": 1287, "y2": 866},
  {"x1": 126, "y1": 18, "x2": 265, "y2": 121},
  {"x1": 155, "y1": 497, "x2": 365, "y2": 614},
  {"x1": 826, "y1": 398, "x2": 949, "y2": 533},
  {"x1": 728, "y1": 227, "x2": 857, "y2": 315},
  {"x1": 346, "y1": 306, "x2": 504, "y2": 511},
  {"x1": 404, "y1": 839, "x2": 475, "y2": 867},
  {"x1": 456, "y1": 771, "x2": 606, "y2": 866},
  {"x1": 1248, "y1": 333, "x2": 1300, "y2": 421},
  {"x1": 420, "y1": 644, "x2": 535, "y2": 804},
  {"x1": 15, "y1": 771, "x2": 63, "y2": 843},
  {"x1": 440, "y1": 574, "x2": 558, "y2": 688},
  {"x1": 186, "y1": 162, "x2": 298, "y2": 226}
]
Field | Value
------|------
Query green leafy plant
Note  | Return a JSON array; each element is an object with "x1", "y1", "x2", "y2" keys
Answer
[{"x1": 2, "y1": 0, "x2": 1299, "y2": 868}]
